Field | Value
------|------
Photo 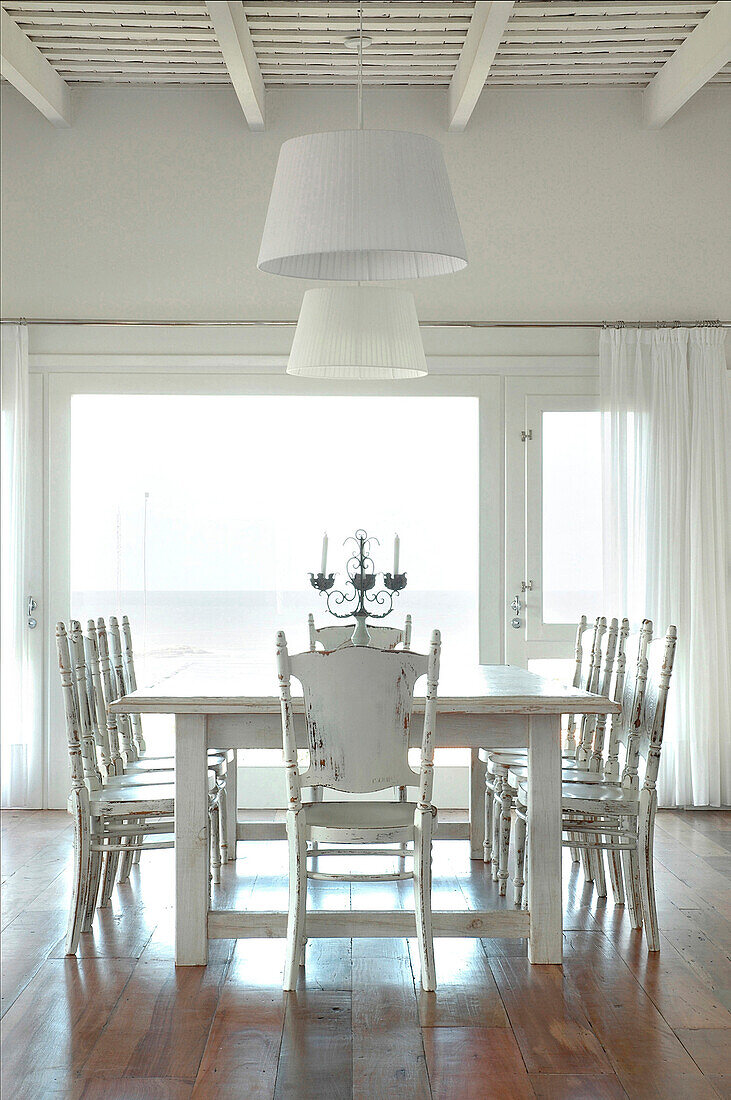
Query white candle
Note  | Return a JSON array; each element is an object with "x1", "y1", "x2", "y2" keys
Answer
[
  {"x1": 393, "y1": 533, "x2": 400, "y2": 575},
  {"x1": 320, "y1": 532, "x2": 328, "y2": 575}
]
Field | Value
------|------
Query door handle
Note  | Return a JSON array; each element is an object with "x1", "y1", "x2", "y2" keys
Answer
[
  {"x1": 28, "y1": 595, "x2": 37, "y2": 628},
  {"x1": 511, "y1": 595, "x2": 522, "y2": 615}
]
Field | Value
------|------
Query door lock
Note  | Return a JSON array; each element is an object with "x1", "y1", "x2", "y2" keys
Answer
[
  {"x1": 511, "y1": 596, "x2": 522, "y2": 615},
  {"x1": 27, "y1": 596, "x2": 37, "y2": 629},
  {"x1": 511, "y1": 617, "x2": 522, "y2": 629}
]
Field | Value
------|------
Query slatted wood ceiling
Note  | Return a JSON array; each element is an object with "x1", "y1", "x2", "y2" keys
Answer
[{"x1": 2, "y1": 1, "x2": 730, "y2": 87}]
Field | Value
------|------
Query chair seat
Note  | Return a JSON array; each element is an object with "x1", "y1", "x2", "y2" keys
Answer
[
  {"x1": 506, "y1": 763, "x2": 611, "y2": 786},
  {"x1": 516, "y1": 777, "x2": 639, "y2": 814},
  {"x1": 126, "y1": 750, "x2": 227, "y2": 771},
  {"x1": 76, "y1": 771, "x2": 219, "y2": 816},
  {"x1": 303, "y1": 800, "x2": 419, "y2": 844},
  {"x1": 479, "y1": 747, "x2": 575, "y2": 766}
]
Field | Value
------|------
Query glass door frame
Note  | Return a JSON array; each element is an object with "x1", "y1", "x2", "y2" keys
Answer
[
  {"x1": 45, "y1": 368, "x2": 503, "y2": 807},
  {"x1": 505, "y1": 376, "x2": 599, "y2": 667}
]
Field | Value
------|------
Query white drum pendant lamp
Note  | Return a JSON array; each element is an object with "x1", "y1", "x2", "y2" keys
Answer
[
  {"x1": 258, "y1": 129, "x2": 467, "y2": 281},
  {"x1": 287, "y1": 286, "x2": 427, "y2": 380}
]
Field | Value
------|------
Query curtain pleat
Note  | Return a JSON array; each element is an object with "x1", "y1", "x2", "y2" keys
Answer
[
  {"x1": 600, "y1": 326, "x2": 730, "y2": 807},
  {"x1": 1, "y1": 324, "x2": 38, "y2": 808}
]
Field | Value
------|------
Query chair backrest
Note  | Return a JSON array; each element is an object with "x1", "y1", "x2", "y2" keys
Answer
[
  {"x1": 96, "y1": 616, "x2": 136, "y2": 765},
  {"x1": 565, "y1": 614, "x2": 591, "y2": 750},
  {"x1": 629, "y1": 626, "x2": 677, "y2": 791},
  {"x1": 56, "y1": 622, "x2": 88, "y2": 799},
  {"x1": 598, "y1": 617, "x2": 630, "y2": 775},
  {"x1": 85, "y1": 618, "x2": 123, "y2": 774},
  {"x1": 121, "y1": 615, "x2": 147, "y2": 754},
  {"x1": 108, "y1": 616, "x2": 140, "y2": 761},
  {"x1": 579, "y1": 617, "x2": 619, "y2": 765},
  {"x1": 614, "y1": 619, "x2": 653, "y2": 783},
  {"x1": 308, "y1": 613, "x2": 412, "y2": 652},
  {"x1": 572, "y1": 617, "x2": 605, "y2": 758},
  {"x1": 278, "y1": 629, "x2": 440, "y2": 800}
]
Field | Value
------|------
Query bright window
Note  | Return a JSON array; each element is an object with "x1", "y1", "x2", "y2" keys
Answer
[
  {"x1": 70, "y1": 395, "x2": 479, "y2": 684},
  {"x1": 541, "y1": 410, "x2": 603, "y2": 624}
]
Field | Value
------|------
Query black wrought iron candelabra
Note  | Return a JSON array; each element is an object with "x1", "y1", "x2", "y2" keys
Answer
[{"x1": 309, "y1": 529, "x2": 407, "y2": 646}]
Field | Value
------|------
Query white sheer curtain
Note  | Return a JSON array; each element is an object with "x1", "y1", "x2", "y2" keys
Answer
[
  {"x1": 601, "y1": 326, "x2": 731, "y2": 807},
  {"x1": 1, "y1": 324, "x2": 38, "y2": 807}
]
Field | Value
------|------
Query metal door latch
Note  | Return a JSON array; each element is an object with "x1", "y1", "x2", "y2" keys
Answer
[
  {"x1": 511, "y1": 617, "x2": 522, "y2": 629},
  {"x1": 28, "y1": 596, "x2": 37, "y2": 629}
]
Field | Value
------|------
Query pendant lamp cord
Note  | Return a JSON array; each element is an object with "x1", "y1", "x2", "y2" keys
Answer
[{"x1": 357, "y1": 4, "x2": 363, "y2": 130}]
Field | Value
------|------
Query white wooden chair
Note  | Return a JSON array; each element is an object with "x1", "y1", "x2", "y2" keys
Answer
[
  {"x1": 112, "y1": 616, "x2": 231, "y2": 862},
  {"x1": 480, "y1": 616, "x2": 607, "y2": 895},
  {"x1": 57, "y1": 621, "x2": 223, "y2": 955},
  {"x1": 276, "y1": 629, "x2": 441, "y2": 991},
  {"x1": 308, "y1": 613, "x2": 412, "y2": 651},
  {"x1": 502, "y1": 618, "x2": 630, "y2": 899},
  {"x1": 514, "y1": 621, "x2": 676, "y2": 950}
]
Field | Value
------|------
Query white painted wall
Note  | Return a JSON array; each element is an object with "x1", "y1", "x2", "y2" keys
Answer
[{"x1": 2, "y1": 84, "x2": 730, "y2": 327}]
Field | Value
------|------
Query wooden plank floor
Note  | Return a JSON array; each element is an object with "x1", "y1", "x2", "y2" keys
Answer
[{"x1": 2, "y1": 809, "x2": 730, "y2": 1099}]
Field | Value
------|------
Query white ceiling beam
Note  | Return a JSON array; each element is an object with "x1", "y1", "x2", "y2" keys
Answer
[
  {"x1": 643, "y1": 1, "x2": 731, "y2": 127},
  {"x1": 206, "y1": 1, "x2": 264, "y2": 130},
  {"x1": 448, "y1": 1, "x2": 515, "y2": 131},
  {"x1": 0, "y1": 7, "x2": 72, "y2": 126}
]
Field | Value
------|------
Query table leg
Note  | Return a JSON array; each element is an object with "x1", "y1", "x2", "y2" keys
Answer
[
  {"x1": 527, "y1": 714, "x2": 563, "y2": 964},
  {"x1": 175, "y1": 713, "x2": 209, "y2": 965},
  {"x1": 469, "y1": 748, "x2": 486, "y2": 860},
  {"x1": 226, "y1": 750, "x2": 238, "y2": 861}
]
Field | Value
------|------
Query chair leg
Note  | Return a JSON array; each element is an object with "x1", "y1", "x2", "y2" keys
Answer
[
  {"x1": 607, "y1": 840, "x2": 626, "y2": 905},
  {"x1": 284, "y1": 810, "x2": 307, "y2": 991},
  {"x1": 591, "y1": 842, "x2": 607, "y2": 898},
  {"x1": 414, "y1": 808, "x2": 436, "y2": 992},
  {"x1": 99, "y1": 850, "x2": 120, "y2": 908},
  {"x1": 513, "y1": 809, "x2": 526, "y2": 908},
  {"x1": 398, "y1": 784, "x2": 408, "y2": 856},
  {"x1": 218, "y1": 783, "x2": 228, "y2": 864},
  {"x1": 66, "y1": 798, "x2": 91, "y2": 956},
  {"x1": 638, "y1": 790, "x2": 659, "y2": 950},
  {"x1": 491, "y1": 776, "x2": 503, "y2": 882},
  {"x1": 309, "y1": 785, "x2": 323, "y2": 854},
  {"x1": 81, "y1": 847, "x2": 103, "y2": 933},
  {"x1": 226, "y1": 752, "x2": 238, "y2": 861},
  {"x1": 498, "y1": 784, "x2": 513, "y2": 897},
  {"x1": 118, "y1": 825, "x2": 134, "y2": 883},
  {"x1": 211, "y1": 804, "x2": 221, "y2": 885},
  {"x1": 483, "y1": 770, "x2": 492, "y2": 864},
  {"x1": 580, "y1": 817, "x2": 594, "y2": 882},
  {"x1": 621, "y1": 826, "x2": 643, "y2": 930}
]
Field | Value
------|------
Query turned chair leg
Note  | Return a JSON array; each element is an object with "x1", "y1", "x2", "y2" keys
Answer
[
  {"x1": 218, "y1": 784, "x2": 228, "y2": 863},
  {"x1": 483, "y1": 769, "x2": 492, "y2": 864},
  {"x1": 591, "y1": 843, "x2": 607, "y2": 898},
  {"x1": 491, "y1": 776, "x2": 503, "y2": 882},
  {"x1": 117, "y1": 827, "x2": 134, "y2": 883},
  {"x1": 621, "y1": 826, "x2": 643, "y2": 930},
  {"x1": 99, "y1": 850, "x2": 120, "y2": 908},
  {"x1": 284, "y1": 811, "x2": 307, "y2": 991},
  {"x1": 81, "y1": 847, "x2": 103, "y2": 933},
  {"x1": 513, "y1": 810, "x2": 526, "y2": 908},
  {"x1": 414, "y1": 808, "x2": 436, "y2": 992},
  {"x1": 638, "y1": 790, "x2": 659, "y2": 950},
  {"x1": 607, "y1": 839, "x2": 625, "y2": 905},
  {"x1": 498, "y1": 784, "x2": 513, "y2": 897},
  {"x1": 65, "y1": 803, "x2": 91, "y2": 956},
  {"x1": 211, "y1": 804, "x2": 222, "y2": 885}
]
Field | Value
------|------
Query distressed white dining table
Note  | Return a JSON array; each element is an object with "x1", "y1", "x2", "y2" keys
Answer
[{"x1": 111, "y1": 662, "x2": 618, "y2": 967}]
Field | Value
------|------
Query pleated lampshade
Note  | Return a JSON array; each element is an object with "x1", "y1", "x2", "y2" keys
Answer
[
  {"x1": 258, "y1": 130, "x2": 467, "y2": 281},
  {"x1": 287, "y1": 286, "x2": 428, "y2": 379}
]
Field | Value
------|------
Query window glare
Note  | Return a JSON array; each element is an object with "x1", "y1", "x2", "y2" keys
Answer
[{"x1": 70, "y1": 395, "x2": 479, "y2": 679}]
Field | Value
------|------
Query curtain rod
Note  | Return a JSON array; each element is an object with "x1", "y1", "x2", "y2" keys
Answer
[{"x1": 0, "y1": 318, "x2": 728, "y2": 329}]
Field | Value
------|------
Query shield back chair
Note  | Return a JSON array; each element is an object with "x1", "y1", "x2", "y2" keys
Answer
[
  {"x1": 480, "y1": 616, "x2": 606, "y2": 896},
  {"x1": 514, "y1": 619, "x2": 671, "y2": 947},
  {"x1": 308, "y1": 613, "x2": 412, "y2": 652},
  {"x1": 277, "y1": 629, "x2": 441, "y2": 991},
  {"x1": 57, "y1": 622, "x2": 223, "y2": 955}
]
